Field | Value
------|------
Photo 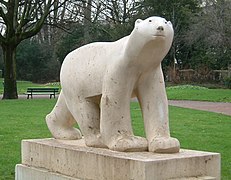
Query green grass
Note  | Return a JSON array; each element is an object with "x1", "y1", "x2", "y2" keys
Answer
[
  {"x1": 1, "y1": 79, "x2": 230, "y2": 102},
  {"x1": 0, "y1": 78, "x2": 60, "y2": 94},
  {"x1": 0, "y1": 99, "x2": 55, "y2": 180},
  {"x1": 166, "y1": 85, "x2": 231, "y2": 102},
  {"x1": 0, "y1": 100, "x2": 230, "y2": 179},
  {"x1": 131, "y1": 102, "x2": 231, "y2": 179}
]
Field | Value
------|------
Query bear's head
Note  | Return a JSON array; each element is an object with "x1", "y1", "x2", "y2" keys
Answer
[{"x1": 134, "y1": 16, "x2": 174, "y2": 45}]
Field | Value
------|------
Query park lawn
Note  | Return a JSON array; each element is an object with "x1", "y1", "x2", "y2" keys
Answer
[
  {"x1": 0, "y1": 78, "x2": 60, "y2": 94},
  {"x1": 131, "y1": 103, "x2": 231, "y2": 179},
  {"x1": 0, "y1": 99, "x2": 54, "y2": 180},
  {"x1": 0, "y1": 78, "x2": 42, "y2": 94},
  {"x1": 1, "y1": 79, "x2": 230, "y2": 102},
  {"x1": 0, "y1": 100, "x2": 230, "y2": 179},
  {"x1": 166, "y1": 85, "x2": 231, "y2": 102}
]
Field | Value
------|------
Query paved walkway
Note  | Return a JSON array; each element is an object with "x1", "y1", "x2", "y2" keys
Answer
[
  {"x1": 168, "y1": 100, "x2": 231, "y2": 116},
  {"x1": 1, "y1": 94, "x2": 231, "y2": 116}
]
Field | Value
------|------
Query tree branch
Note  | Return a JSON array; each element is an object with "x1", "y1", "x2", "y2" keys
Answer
[
  {"x1": 13, "y1": 0, "x2": 19, "y2": 29},
  {"x1": 16, "y1": 0, "x2": 31, "y2": 33},
  {"x1": 0, "y1": 32, "x2": 6, "y2": 44},
  {"x1": 0, "y1": 0, "x2": 8, "y2": 7},
  {"x1": 19, "y1": 0, "x2": 54, "y2": 40},
  {"x1": 0, "y1": 6, "x2": 7, "y2": 22}
]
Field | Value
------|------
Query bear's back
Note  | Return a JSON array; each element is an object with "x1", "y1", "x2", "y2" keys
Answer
[{"x1": 60, "y1": 36, "x2": 129, "y2": 98}]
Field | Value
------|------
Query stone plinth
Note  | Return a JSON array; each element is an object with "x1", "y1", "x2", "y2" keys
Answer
[{"x1": 15, "y1": 138, "x2": 220, "y2": 180}]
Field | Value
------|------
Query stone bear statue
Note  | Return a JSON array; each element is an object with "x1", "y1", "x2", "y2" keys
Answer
[{"x1": 46, "y1": 16, "x2": 180, "y2": 153}]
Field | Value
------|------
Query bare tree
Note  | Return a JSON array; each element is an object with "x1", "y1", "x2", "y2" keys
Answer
[
  {"x1": 185, "y1": 0, "x2": 231, "y2": 69},
  {"x1": 83, "y1": 0, "x2": 92, "y2": 43},
  {"x1": 0, "y1": 0, "x2": 67, "y2": 99},
  {"x1": 96, "y1": 0, "x2": 141, "y2": 24}
]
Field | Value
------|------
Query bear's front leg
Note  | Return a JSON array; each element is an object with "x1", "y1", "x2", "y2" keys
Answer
[
  {"x1": 137, "y1": 65, "x2": 180, "y2": 153},
  {"x1": 100, "y1": 71, "x2": 148, "y2": 152}
]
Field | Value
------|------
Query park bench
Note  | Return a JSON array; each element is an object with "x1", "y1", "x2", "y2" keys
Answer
[{"x1": 26, "y1": 87, "x2": 59, "y2": 99}]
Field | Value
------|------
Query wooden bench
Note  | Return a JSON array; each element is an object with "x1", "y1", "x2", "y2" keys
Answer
[{"x1": 26, "y1": 87, "x2": 59, "y2": 99}]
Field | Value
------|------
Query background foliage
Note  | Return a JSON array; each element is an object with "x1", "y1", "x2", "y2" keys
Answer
[{"x1": 0, "y1": 0, "x2": 230, "y2": 83}]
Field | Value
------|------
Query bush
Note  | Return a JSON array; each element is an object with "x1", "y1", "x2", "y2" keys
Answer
[
  {"x1": 16, "y1": 39, "x2": 60, "y2": 83},
  {"x1": 224, "y1": 77, "x2": 231, "y2": 89},
  {"x1": 167, "y1": 85, "x2": 208, "y2": 90}
]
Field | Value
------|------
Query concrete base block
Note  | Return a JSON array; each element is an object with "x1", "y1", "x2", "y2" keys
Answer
[
  {"x1": 16, "y1": 138, "x2": 220, "y2": 180},
  {"x1": 15, "y1": 164, "x2": 79, "y2": 180}
]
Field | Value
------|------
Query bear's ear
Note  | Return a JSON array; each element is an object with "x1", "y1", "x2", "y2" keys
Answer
[
  {"x1": 167, "y1": 21, "x2": 172, "y2": 25},
  {"x1": 135, "y1": 19, "x2": 143, "y2": 25}
]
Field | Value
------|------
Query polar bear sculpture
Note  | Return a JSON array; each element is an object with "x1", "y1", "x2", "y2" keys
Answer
[{"x1": 46, "y1": 16, "x2": 180, "y2": 153}]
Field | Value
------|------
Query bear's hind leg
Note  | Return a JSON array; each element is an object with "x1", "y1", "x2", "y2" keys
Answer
[
  {"x1": 68, "y1": 96, "x2": 107, "y2": 148},
  {"x1": 46, "y1": 91, "x2": 82, "y2": 140}
]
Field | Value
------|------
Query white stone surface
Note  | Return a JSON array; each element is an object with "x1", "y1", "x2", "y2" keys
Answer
[
  {"x1": 46, "y1": 16, "x2": 180, "y2": 153},
  {"x1": 17, "y1": 138, "x2": 220, "y2": 180},
  {"x1": 170, "y1": 177, "x2": 216, "y2": 180},
  {"x1": 15, "y1": 164, "x2": 79, "y2": 180}
]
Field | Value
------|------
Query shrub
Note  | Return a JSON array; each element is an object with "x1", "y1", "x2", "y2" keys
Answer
[
  {"x1": 167, "y1": 85, "x2": 208, "y2": 90},
  {"x1": 16, "y1": 39, "x2": 60, "y2": 83},
  {"x1": 224, "y1": 77, "x2": 231, "y2": 89}
]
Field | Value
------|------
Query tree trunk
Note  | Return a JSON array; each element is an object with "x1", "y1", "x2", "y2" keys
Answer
[
  {"x1": 83, "y1": 0, "x2": 92, "y2": 44},
  {"x1": 2, "y1": 45, "x2": 18, "y2": 99}
]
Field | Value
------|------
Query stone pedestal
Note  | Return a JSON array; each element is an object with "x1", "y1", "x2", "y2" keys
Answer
[{"x1": 15, "y1": 138, "x2": 220, "y2": 180}]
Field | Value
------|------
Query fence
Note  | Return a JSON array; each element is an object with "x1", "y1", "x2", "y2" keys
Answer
[{"x1": 166, "y1": 66, "x2": 231, "y2": 83}]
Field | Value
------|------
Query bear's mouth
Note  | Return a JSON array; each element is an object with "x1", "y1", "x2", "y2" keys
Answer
[{"x1": 153, "y1": 35, "x2": 165, "y2": 38}]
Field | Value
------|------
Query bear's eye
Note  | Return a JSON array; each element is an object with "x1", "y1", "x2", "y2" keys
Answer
[
  {"x1": 165, "y1": 21, "x2": 167, "y2": 24},
  {"x1": 149, "y1": 20, "x2": 152, "y2": 22}
]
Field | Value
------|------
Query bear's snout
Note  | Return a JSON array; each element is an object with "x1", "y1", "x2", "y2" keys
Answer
[{"x1": 157, "y1": 26, "x2": 164, "y2": 31}]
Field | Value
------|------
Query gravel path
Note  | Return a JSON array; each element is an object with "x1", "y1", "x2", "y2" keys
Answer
[
  {"x1": 169, "y1": 100, "x2": 231, "y2": 116},
  {"x1": 1, "y1": 94, "x2": 230, "y2": 116}
]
